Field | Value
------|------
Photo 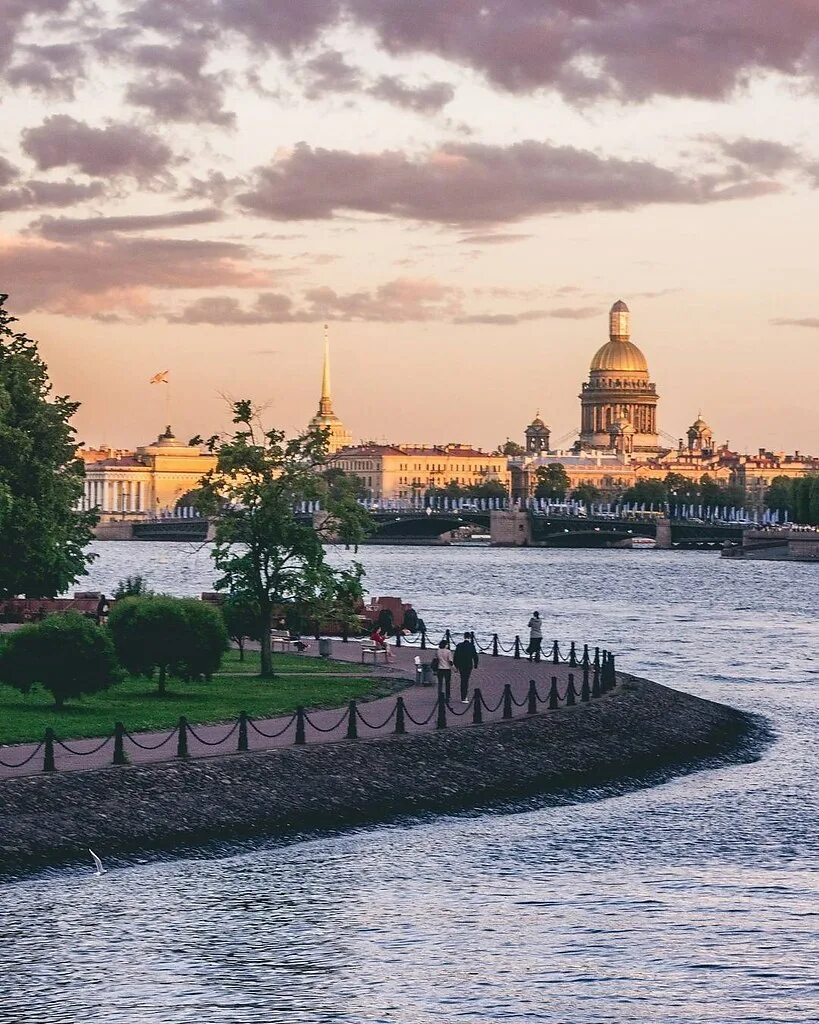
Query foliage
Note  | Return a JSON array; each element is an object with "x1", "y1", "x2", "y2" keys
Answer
[
  {"x1": 112, "y1": 575, "x2": 153, "y2": 600},
  {"x1": 425, "y1": 479, "x2": 508, "y2": 500},
  {"x1": 175, "y1": 598, "x2": 229, "y2": 681},
  {"x1": 0, "y1": 295, "x2": 97, "y2": 598},
  {"x1": 192, "y1": 402, "x2": 372, "y2": 677},
  {"x1": 494, "y1": 440, "x2": 525, "y2": 457},
  {"x1": 0, "y1": 613, "x2": 119, "y2": 709},
  {"x1": 107, "y1": 596, "x2": 188, "y2": 694},
  {"x1": 220, "y1": 596, "x2": 262, "y2": 661},
  {"x1": 765, "y1": 474, "x2": 819, "y2": 525},
  {"x1": 621, "y1": 478, "x2": 669, "y2": 504},
  {"x1": 622, "y1": 473, "x2": 745, "y2": 509},
  {"x1": 570, "y1": 483, "x2": 601, "y2": 506},
  {"x1": 534, "y1": 464, "x2": 570, "y2": 500}
]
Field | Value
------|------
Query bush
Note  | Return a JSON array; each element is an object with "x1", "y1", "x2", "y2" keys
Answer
[
  {"x1": 112, "y1": 575, "x2": 153, "y2": 599},
  {"x1": 0, "y1": 613, "x2": 120, "y2": 708},
  {"x1": 107, "y1": 595, "x2": 228, "y2": 693},
  {"x1": 221, "y1": 597, "x2": 262, "y2": 661}
]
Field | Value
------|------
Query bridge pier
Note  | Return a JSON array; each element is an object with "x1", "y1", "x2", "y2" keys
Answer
[
  {"x1": 490, "y1": 510, "x2": 532, "y2": 546},
  {"x1": 655, "y1": 518, "x2": 672, "y2": 550}
]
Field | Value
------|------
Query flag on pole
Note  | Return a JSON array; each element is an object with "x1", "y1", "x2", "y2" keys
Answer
[{"x1": 149, "y1": 370, "x2": 169, "y2": 384}]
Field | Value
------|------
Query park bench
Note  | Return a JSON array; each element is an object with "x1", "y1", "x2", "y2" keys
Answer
[
  {"x1": 361, "y1": 645, "x2": 390, "y2": 664},
  {"x1": 270, "y1": 630, "x2": 307, "y2": 653}
]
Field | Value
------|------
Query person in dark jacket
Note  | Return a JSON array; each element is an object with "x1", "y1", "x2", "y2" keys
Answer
[{"x1": 453, "y1": 632, "x2": 479, "y2": 702}]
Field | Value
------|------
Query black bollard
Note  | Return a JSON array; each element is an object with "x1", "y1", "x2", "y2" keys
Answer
[
  {"x1": 594, "y1": 647, "x2": 600, "y2": 670},
  {"x1": 295, "y1": 706, "x2": 306, "y2": 745},
  {"x1": 592, "y1": 661, "x2": 601, "y2": 698},
  {"x1": 565, "y1": 673, "x2": 576, "y2": 707},
  {"x1": 502, "y1": 684, "x2": 513, "y2": 720},
  {"x1": 341, "y1": 624, "x2": 349, "y2": 643},
  {"x1": 581, "y1": 668, "x2": 590, "y2": 702},
  {"x1": 609, "y1": 653, "x2": 617, "y2": 689},
  {"x1": 420, "y1": 630, "x2": 427, "y2": 650},
  {"x1": 582, "y1": 643, "x2": 590, "y2": 668},
  {"x1": 514, "y1": 635, "x2": 521, "y2": 659},
  {"x1": 113, "y1": 721, "x2": 126, "y2": 765},
  {"x1": 238, "y1": 711, "x2": 249, "y2": 752},
  {"x1": 176, "y1": 716, "x2": 189, "y2": 758},
  {"x1": 43, "y1": 727, "x2": 55, "y2": 772},
  {"x1": 395, "y1": 630, "x2": 401, "y2": 648},
  {"x1": 472, "y1": 688, "x2": 483, "y2": 724},
  {"x1": 548, "y1": 677, "x2": 559, "y2": 710},
  {"x1": 492, "y1": 633, "x2": 499, "y2": 656},
  {"x1": 569, "y1": 641, "x2": 577, "y2": 667},
  {"x1": 346, "y1": 701, "x2": 358, "y2": 739},
  {"x1": 527, "y1": 679, "x2": 538, "y2": 715},
  {"x1": 445, "y1": 628, "x2": 451, "y2": 645},
  {"x1": 394, "y1": 696, "x2": 406, "y2": 735},
  {"x1": 552, "y1": 640, "x2": 560, "y2": 665},
  {"x1": 436, "y1": 692, "x2": 447, "y2": 729}
]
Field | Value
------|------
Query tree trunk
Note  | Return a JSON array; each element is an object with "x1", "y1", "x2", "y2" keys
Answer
[
  {"x1": 158, "y1": 664, "x2": 167, "y2": 695},
  {"x1": 238, "y1": 638, "x2": 245, "y2": 662},
  {"x1": 260, "y1": 605, "x2": 274, "y2": 678}
]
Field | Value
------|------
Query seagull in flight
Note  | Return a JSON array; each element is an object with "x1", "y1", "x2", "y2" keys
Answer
[{"x1": 89, "y1": 849, "x2": 106, "y2": 877}]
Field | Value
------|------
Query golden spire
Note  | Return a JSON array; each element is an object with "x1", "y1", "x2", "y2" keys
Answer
[{"x1": 319, "y1": 322, "x2": 333, "y2": 416}]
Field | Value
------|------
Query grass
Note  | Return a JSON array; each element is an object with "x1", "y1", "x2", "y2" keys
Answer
[{"x1": 0, "y1": 650, "x2": 390, "y2": 745}]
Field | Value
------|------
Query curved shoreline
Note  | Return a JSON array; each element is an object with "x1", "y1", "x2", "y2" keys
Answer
[{"x1": 0, "y1": 675, "x2": 767, "y2": 874}]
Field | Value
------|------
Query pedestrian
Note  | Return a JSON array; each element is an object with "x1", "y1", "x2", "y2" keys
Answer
[
  {"x1": 527, "y1": 610, "x2": 543, "y2": 662},
  {"x1": 454, "y1": 632, "x2": 479, "y2": 702},
  {"x1": 370, "y1": 624, "x2": 392, "y2": 663},
  {"x1": 434, "y1": 639, "x2": 454, "y2": 699}
]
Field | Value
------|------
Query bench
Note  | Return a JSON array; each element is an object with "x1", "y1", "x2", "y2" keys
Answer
[
  {"x1": 270, "y1": 631, "x2": 307, "y2": 653},
  {"x1": 361, "y1": 646, "x2": 390, "y2": 664}
]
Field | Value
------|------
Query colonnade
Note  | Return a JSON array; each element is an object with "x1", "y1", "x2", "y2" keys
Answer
[{"x1": 79, "y1": 478, "x2": 147, "y2": 512}]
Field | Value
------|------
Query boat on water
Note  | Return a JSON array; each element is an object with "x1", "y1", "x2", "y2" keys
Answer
[{"x1": 629, "y1": 537, "x2": 657, "y2": 550}]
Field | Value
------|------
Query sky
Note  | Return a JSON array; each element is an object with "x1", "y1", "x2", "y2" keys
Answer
[{"x1": 2, "y1": 0, "x2": 819, "y2": 454}]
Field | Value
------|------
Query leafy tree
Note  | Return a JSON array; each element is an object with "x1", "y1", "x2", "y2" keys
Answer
[
  {"x1": 426, "y1": 480, "x2": 464, "y2": 499},
  {"x1": 0, "y1": 295, "x2": 97, "y2": 597},
  {"x1": 467, "y1": 479, "x2": 508, "y2": 499},
  {"x1": 663, "y1": 472, "x2": 699, "y2": 504},
  {"x1": 107, "y1": 596, "x2": 188, "y2": 695},
  {"x1": 0, "y1": 613, "x2": 120, "y2": 709},
  {"x1": 765, "y1": 475, "x2": 793, "y2": 516},
  {"x1": 221, "y1": 596, "x2": 262, "y2": 662},
  {"x1": 192, "y1": 402, "x2": 372, "y2": 677},
  {"x1": 113, "y1": 575, "x2": 153, "y2": 599},
  {"x1": 534, "y1": 464, "x2": 570, "y2": 500},
  {"x1": 622, "y1": 479, "x2": 668, "y2": 504},
  {"x1": 495, "y1": 439, "x2": 525, "y2": 457},
  {"x1": 570, "y1": 483, "x2": 601, "y2": 507},
  {"x1": 174, "y1": 599, "x2": 229, "y2": 680}
]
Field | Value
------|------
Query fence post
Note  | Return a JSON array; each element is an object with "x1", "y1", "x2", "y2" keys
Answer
[
  {"x1": 445, "y1": 629, "x2": 451, "y2": 645},
  {"x1": 238, "y1": 711, "x2": 249, "y2": 752},
  {"x1": 569, "y1": 641, "x2": 577, "y2": 667},
  {"x1": 472, "y1": 688, "x2": 483, "y2": 724},
  {"x1": 581, "y1": 667, "x2": 590, "y2": 702},
  {"x1": 514, "y1": 635, "x2": 521, "y2": 659},
  {"x1": 552, "y1": 640, "x2": 560, "y2": 665},
  {"x1": 609, "y1": 653, "x2": 617, "y2": 689},
  {"x1": 592, "y1": 660, "x2": 601, "y2": 698},
  {"x1": 527, "y1": 679, "x2": 538, "y2": 715},
  {"x1": 582, "y1": 643, "x2": 590, "y2": 668},
  {"x1": 395, "y1": 630, "x2": 402, "y2": 648},
  {"x1": 436, "y1": 691, "x2": 447, "y2": 729},
  {"x1": 394, "y1": 696, "x2": 406, "y2": 735},
  {"x1": 565, "y1": 673, "x2": 576, "y2": 707},
  {"x1": 43, "y1": 727, "x2": 55, "y2": 772},
  {"x1": 176, "y1": 716, "x2": 189, "y2": 758},
  {"x1": 594, "y1": 647, "x2": 600, "y2": 671},
  {"x1": 346, "y1": 701, "x2": 358, "y2": 739},
  {"x1": 548, "y1": 677, "x2": 559, "y2": 710},
  {"x1": 502, "y1": 684, "x2": 513, "y2": 720},
  {"x1": 492, "y1": 633, "x2": 499, "y2": 656},
  {"x1": 295, "y1": 706, "x2": 306, "y2": 745},
  {"x1": 113, "y1": 721, "x2": 126, "y2": 765},
  {"x1": 421, "y1": 630, "x2": 427, "y2": 650}
]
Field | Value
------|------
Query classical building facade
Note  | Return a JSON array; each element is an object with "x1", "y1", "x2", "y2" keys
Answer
[
  {"x1": 80, "y1": 426, "x2": 216, "y2": 513},
  {"x1": 525, "y1": 414, "x2": 550, "y2": 455},
  {"x1": 329, "y1": 444, "x2": 509, "y2": 501},
  {"x1": 308, "y1": 326, "x2": 352, "y2": 454},
  {"x1": 579, "y1": 300, "x2": 660, "y2": 454}
]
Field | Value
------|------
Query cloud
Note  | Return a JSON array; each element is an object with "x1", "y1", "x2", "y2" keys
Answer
[
  {"x1": 238, "y1": 140, "x2": 748, "y2": 226},
  {"x1": 459, "y1": 232, "x2": 532, "y2": 245},
  {"x1": 0, "y1": 156, "x2": 18, "y2": 188},
  {"x1": 367, "y1": 75, "x2": 454, "y2": 112},
  {"x1": 302, "y1": 49, "x2": 362, "y2": 98},
  {"x1": 0, "y1": 236, "x2": 268, "y2": 315},
  {"x1": 6, "y1": 42, "x2": 86, "y2": 98},
  {"x1": 715, "y1": 137, "x2": 802, "y2": 174},
  {"x1": 0, "y1": 179, "x2": 105, "y2": 213},
  {"x1": 0, "y1": 0, "x2": 72, "y2": 71},
  {"x1": 454, "y1": 306, "x2": 599, "y2": 325},
  {"x1": 771, "y1": 317, "x2": 819, "y2": 328},
  {"x1": 32, "y1": 208, "x2": 224, "y2": 239},
  {"x1": 126, "y1": 73, "x2": 235, "y2": 126},
  {"x1": 22, "y1": 115, "x2": 173, "y2": 180}
]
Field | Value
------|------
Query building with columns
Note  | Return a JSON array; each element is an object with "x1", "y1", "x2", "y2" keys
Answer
[
  {"x1": 308, "y1": 326, "x2": 352, "y2": 453},
  {"x1": 80, "y1": 426, "x2": 216, "y2": 513},
  {"x1": 579, "y1": 300, "x2": 660, "y2": 454}
]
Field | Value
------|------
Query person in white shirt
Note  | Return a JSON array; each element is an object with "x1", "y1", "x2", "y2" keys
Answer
[
  {"x1": 527, "y1": 611, "x2": 543, "y2": 662},
  {"x1": 433, "y1": 640, "x2": 454, "y2": 699}
]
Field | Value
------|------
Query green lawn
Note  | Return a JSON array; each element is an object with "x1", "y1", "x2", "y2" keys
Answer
[{"x1": 0, "y1": 651, "x2": 390, "y2": 745}]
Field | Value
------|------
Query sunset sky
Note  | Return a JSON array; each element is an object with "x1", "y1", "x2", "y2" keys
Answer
[{"x1": 2, "y1": 1, "x2": 819, "y2": 453}]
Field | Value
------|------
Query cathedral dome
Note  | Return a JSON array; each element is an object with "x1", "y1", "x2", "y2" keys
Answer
[{"x1": 590, "y1": 340, "x2": 648, "y2": 373}]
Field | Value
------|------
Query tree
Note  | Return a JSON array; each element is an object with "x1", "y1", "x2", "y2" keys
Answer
[
  {"x1": 534, "y1": 464, "x2": 570, "y2": 500},
  {"x1": 107, "y1": 596, "x2": 188, "y2": 695},
  {"x1": 0, "y1": 613, "x2": 120, "y2": 709},
  {"x1": 622, "y1": 479, "x2": 667, "y2": 504},
  {"x1": 570, "y1": 483, "x2": 601, "y2": 507},
  {"x1": 113, "y1": 575, "x2": 153, "y2": 599},
  {"x1": 495, "y1": 440, "x2": 525, "y2": 457},
  {"x1": 664, "y1": 472, "x2": 699, "y2": 504},
  {"x1": 765, "y1": 475, "x2": 793, "y2": 516},
  {"x1": 174, "y1": 599, "x2": 229, "y2": 680},
  {"x1": 221, "y1": 596, "x2": 262, "y2": 662},
  {"x1": 192, "y1": 402, "x2": 372, "y2": 677},
  {"x1": 466, "y1": 479, "x2": 508, "y2": 499},
  {"x1": 0, "y1": 295, "x2": 97, "y2": 597}
]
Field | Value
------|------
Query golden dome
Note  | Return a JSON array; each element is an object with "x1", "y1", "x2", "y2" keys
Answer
[{"x1": 590, "y1": 339, "x2": 648, "y2": 373}]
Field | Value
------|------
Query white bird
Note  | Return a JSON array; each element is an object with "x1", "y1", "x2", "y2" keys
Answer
[{"x1": 89, "y1": 849, "x2": 106, "y2": 876}]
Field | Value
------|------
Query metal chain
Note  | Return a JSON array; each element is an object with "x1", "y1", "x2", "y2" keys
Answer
[
  {"x1": 124, "y1": 727, "x2": 179, "y2": 750},
  {"x1": 247, "y1": 713, "x2": 297, "y2": 739},
  {"x1": 302, "y1": 710, "x2": 350, "y2": 734},
  {"x1": 54, "y1": 734, "x2": 114, "y2": 756},
  {"x1": 0, "y1": 740, "x2": 45, "y2": 769},
  {"x1": 186, "y1": 720, "x2": 240, "y2": 746}
]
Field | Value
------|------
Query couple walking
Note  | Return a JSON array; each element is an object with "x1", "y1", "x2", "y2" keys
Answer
[{"x1": 433, "y1": 633, "x2": 479, "y2": 703}]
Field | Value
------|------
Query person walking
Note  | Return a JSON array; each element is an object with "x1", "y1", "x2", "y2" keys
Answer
[
  {"x1": 454, "y1": 632, "x2": 479, "y2": 702},
  {"x1": 527, "y1": 611, "x2": 543, "y2": 662},
  {"x1": 434, "y1": 639, "x2": 454, "y2": 699}
]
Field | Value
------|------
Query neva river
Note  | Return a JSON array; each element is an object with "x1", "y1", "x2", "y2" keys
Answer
[{"x1": 2, "y1": 544, "x2": 818, "y2": 1024}]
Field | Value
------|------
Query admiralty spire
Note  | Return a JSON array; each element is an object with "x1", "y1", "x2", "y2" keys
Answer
[
  {"x1": 579, "y1": 300, "x2": 660, "y2": 455},
  {"x1": 308, "y1": 324, "x2": 352, "y2": 453}
]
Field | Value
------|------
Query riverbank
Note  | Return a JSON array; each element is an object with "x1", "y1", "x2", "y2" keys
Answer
[{"x1": 0, "y1": 674, "x2": 766, "y2": 873}]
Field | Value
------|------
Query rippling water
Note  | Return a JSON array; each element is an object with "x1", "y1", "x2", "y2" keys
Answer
[{"x1": 2, "y1": 544, "x2": 818, "y2": 1023}]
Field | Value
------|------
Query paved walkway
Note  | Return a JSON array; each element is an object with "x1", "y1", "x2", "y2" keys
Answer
[{"x1": 0, "y1": 640, "x2": 610, "y2": 779}]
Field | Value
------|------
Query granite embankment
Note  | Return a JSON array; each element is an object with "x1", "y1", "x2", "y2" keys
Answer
[{"x1": 0, "y1": 675, "x2": 765, "y2": 872}]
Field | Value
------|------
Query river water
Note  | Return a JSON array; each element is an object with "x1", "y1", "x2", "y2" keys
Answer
[{"x1": 1, "y1": 544, "x2": 817, "y2": 1023}]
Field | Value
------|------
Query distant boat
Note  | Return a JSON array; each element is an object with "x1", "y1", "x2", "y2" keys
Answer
[{"x1": 630, "y1": 537, "x2": 657, "y2": 550}]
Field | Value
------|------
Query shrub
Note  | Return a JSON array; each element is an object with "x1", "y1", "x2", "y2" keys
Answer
[
  {"x1": 221, "y1": 597, "x2": 262, "y2": 661},
  {"x1": 175, "y1": 599, "x2": 228, "y2": 680},
  {"x1": 112, "y1": 575, "x2": 153, "y2": 599},
  {"x1": 107, "y1": 596, "x2": 187, "y2": 695},
  {"x1": 0, "y1": 613, "x2": 120, "y2": 708}
]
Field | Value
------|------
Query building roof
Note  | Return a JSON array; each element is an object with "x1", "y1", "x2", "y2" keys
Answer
[
  {"x1": 590, "y1": 339, "x2": 648, "y2": 373},
  {"x1": 611, "y1": 299, "x2": 629, "y2": 312}
]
